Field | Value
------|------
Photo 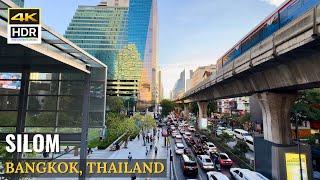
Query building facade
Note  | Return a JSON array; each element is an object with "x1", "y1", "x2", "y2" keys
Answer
[
  {"x1": 217, "y1": 97, "x2": 250, "y2": 115},
  {"x1": 186, "y1": 64, "x2": 216, "y2": 91},
  {"x1": 11, "y1": 0, "x2": 23, "y2": 7},
  {"x1": 171, "y1": 69, "x2": 192, "y2": 100},
  {"x1": 65, "y1": 0, "x2": 158, "y2": 103}
]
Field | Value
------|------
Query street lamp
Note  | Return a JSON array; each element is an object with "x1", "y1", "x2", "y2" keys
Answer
[{"x1": 292, "y1": 111, "x2": 306, "y2": 180}]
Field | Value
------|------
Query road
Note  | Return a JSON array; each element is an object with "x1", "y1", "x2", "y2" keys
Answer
[{"x1": 167, "y1": 125, "x2": 236, "y2": 180}]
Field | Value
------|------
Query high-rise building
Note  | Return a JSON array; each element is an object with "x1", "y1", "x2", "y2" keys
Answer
[
  {"x1": 65, "y1": 0, "x2": 158, "y2": 103},
  {"x1": 11, "y1": 0, "x2": 24, "y2": 7}
]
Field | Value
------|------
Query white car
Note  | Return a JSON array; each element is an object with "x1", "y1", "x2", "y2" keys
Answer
[
  {"x1": 216, "y1": 127, "x2": 226, "y2": 136},
  {"x1": 230, "y1": 168, "x2": 269, "y2": 180},
  {"x1": 188, "y1": 126, "x2": 196, "y2": 132},
  {"x1": 207, "y1": 171, "x2": 229, "y2": 180},
  {"x1": 175, "y1": 143, "x2": 185, "y2": 155},
  {"x1": 175, "y1": 134, "x2": 182, "y2": 140},
  {"x1": 197, "y1": 155, "x2": 215, "y2": 171},
  {"x1": 184, "y1": 131, "x2": 192, "y2": 137},
  {"x1": 205, "y1": 142, "x2": 217, "y2": 153}
]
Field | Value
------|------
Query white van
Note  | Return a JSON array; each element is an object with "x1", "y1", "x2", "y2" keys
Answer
[
  {"x1": 233, "y1": 129, "x2": 250, "y2": 140},
  {"x1": 244, "y1": 136, "x2": 254, "y2": 151}
]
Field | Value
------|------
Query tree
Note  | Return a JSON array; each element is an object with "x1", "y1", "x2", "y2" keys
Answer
[
  {"x1": 207, "y1": 100, "x2": 217, "y2": 117},
  {"x1": 190, "y1": 102, "x2": 199, "y2": 115},
  {"x1": 160, "y1": 99, "x2": 175, "y2": 117},
  {"x1": 106, "y1": 96, "x2": 124, "y2": 113},
  {"x1": 291, "y1": 89, "x2": 320, "y2": 122}
]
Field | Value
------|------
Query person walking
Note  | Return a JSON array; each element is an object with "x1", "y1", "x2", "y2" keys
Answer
[
  {"x1": 128, "y1": 152, "x2": 132, "y2": 162},
  {"x1": 145, "y1": 147, "x2": 149, "y2": 156},
  {"x1": 154, "y1": 146, "x2": 158, "y2": 156},
  {"x1": 150, "y1": 135, "x2": 153, "y2": 143},
  {"x1": 146, "y1": 135, "x2": 149, "y2": 143},
  {"x1": 150, "y1": 143, "x2": 153, "y2": 150}
]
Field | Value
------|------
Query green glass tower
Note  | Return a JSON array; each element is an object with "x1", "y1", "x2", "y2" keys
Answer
[
  {"x1": 65, "y1": 0, "x2": 158, "y2": 100},
  {"x1": 11, "y1": 0, "x2": 24, "y2": 7}
]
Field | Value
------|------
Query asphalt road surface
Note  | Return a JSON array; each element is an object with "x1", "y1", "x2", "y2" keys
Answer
[{"x1": 168, "y1": 127, "x2": 236, "y2": 180}]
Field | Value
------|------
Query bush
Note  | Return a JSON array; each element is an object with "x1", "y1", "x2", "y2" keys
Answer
[{"x1": 233, "y1": 140, "x2": 249, "y2": 155}]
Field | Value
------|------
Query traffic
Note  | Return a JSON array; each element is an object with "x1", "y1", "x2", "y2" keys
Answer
[{"x1": 158, "y1": 113, "x2": 268, "y2": 180}]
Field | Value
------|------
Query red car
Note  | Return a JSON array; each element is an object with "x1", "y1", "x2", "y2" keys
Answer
[{"x1": 218, "y1": 153, "x2": 233, "y2": 168}]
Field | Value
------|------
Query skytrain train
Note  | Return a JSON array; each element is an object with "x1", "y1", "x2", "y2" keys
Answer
[{"x1": 216, "y1": 0, "x2": 320, "y2": 71}]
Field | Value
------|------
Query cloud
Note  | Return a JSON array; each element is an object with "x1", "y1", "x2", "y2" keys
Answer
[{"x1": 262, "y1": 0, "x2": 286, "y2": 6}]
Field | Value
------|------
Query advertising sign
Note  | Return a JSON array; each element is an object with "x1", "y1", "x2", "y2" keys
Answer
[{"x1": 285, "y1": 153, "x2": 308, "y2": 180}]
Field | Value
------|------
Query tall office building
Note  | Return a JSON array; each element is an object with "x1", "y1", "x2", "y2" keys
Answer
[
  {"x1": 11, "y1": 0, "x2": 24, "y2": 7},
  {"x1": 65, "y1": 0, "x2": 158, "y2": 104}
]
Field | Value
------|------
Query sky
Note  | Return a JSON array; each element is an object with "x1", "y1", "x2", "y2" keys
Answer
[{"x1": 25, "y1": 0, "x2": 286, "y2": 99}]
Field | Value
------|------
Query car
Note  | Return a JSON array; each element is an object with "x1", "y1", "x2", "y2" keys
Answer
[
  {"x1": 188, "y1": 125, "x2": 196, "y2": 132},
  {"x1": 183, "y1": 147, "x2": 192, "y2": 155},
  {"x1": 194, "y1": 132, "x2": 200, "y2": 137},
  {"x1": 172, "y1": 131, "x2": 178, "y2": 137},
  {"x1": 175, "y1": 134, "x2": 183, "y2": 143},
  {"x1": 197, "y1": 155, "x2": 215, "y2": 171},
  {"x1": 179, "y1": 128, "x2": 185, "y2": 134},
  {"x1": 183, "y1": 131, "x2": 192, "y2": 139},
  {"x1": 205, "y1": 142, "x2": 217, "y2": 153},
  {"x1": 216, "y1": 126, "x2": 226, "y2": 136},
  {"x1": 230, "y1": 168, "x2": 269, "y2": 180},
  {"x1": 175, "y1": 143, "x2": 185, "y2": 155},
  {"x1": 233, "y1": 129, "x2": 250, "y2": 140},
  {"x1": 186, "y1": 138, "x2": 196, "y2": 146},
  {"x1": 170, "y1": 125, "x2": 176, "y2": 130},
  {"x1": 218, "y1": 153, "x2": 233, "y2": 168},
  {"x1": 200, "y1": 135, "x2": 208, "y2": 143},
  {"x1": 157, "y1": 122, "x2": 165, "y2": 127},
  {"x1": 180, "y1": 154, "x2": 198, "y2": 176},
  {"x1": 193, "y1": 144, "x2": 205, "y2": 155},
  {"x1": 207, "y1": 171, "x2": 229, "y2": 180}
]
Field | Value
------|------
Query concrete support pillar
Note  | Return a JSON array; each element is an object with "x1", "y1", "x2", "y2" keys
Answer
[
  {"x1": 197, "y1": 101, "x2": 208, "y2": 129},
  {"x1": 253, "y1": 92, "x2": 313, "y2": 180},
  {"x1": 183, "y1": 103, "x2": 189, "y2": 120},
  {"x1": 253, "y1": 92, "x2": 297, "y2": 145}
]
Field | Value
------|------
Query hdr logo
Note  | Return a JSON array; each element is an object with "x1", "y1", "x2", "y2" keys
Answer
[{"x1": 7, "y1": 8, "x2": 41, "y2": 44}]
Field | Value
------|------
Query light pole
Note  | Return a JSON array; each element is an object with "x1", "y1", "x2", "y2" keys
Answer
[{"x1": 294, "y1": 111, "x2": 304, "y2": 180}]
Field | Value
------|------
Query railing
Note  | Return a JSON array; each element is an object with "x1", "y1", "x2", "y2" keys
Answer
[{"x1": 178, "y1": 4, "x2": 320, "y2": 101}]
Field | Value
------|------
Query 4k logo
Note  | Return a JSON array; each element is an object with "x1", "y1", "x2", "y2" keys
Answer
[{"x1": 7, "y1": 8, "x2": 41, "y2": 44}]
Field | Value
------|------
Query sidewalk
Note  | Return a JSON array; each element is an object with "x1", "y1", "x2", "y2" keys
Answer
[{"x1": 52, "y1": 128, "x2": 170, "y2": 180}]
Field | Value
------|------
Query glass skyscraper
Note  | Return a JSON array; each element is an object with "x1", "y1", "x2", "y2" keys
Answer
[
  {"x1": 65, "y1": 0, "x2": 158, "y2": 102},
  {"x1": 11, "y1": 0, "x2": 24, "y2": 7}
]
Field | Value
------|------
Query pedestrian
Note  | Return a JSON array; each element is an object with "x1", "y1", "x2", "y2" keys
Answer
[
  {"x1": 145, "y1": 147, "x2": 148, "y2": 156},
  {"x1": 150, "y1": 143, "x2": 153, "y2": 150},
  {"x1": 128, "y1": 152, "x2": 132, "y2": 162},
  {"x1": 137, "y1": 133, "x2": 140, "y2": 140},
  {"x1": 150, "y1": 135, "x2": 153, "y2": 143},
  {"x1": 146, "y1": 135, "x2": 149, "y2": 143},
  {"x1": 157, "y1": 134, "x2": 160, "y2": 141},
  {"x1": 155, "y1": 146, "x2": 158, "y2": 156}
]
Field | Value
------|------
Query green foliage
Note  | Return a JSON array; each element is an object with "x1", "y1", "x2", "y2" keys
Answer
[
  {"x1": 220, "y1": 132, "x2": 233, "y2": 143},
  {"x1": 233, "y1": 141, "x2": 249, "y2": 155},
  {"x1": 190, "y1": 102, "x2": 199, "y2": 115},
  {"x1": 89, "y1": 112, "x2": 150, "y2": 149},
  {"x1": 160, "y1": 99, "x2": 175, "y2": 117},
  {"x1": 106, "y1": 96, "x2": 125, "y2": 113},
  {"x1": 291, "y1": 89, "x2": 320, "y2": 121},
  {"x1": 207, "y1": 100, "x2": 217, "y2": 116},
  {"x1": 239, "y1": 113, "x2": 250, "y2": 124}
]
